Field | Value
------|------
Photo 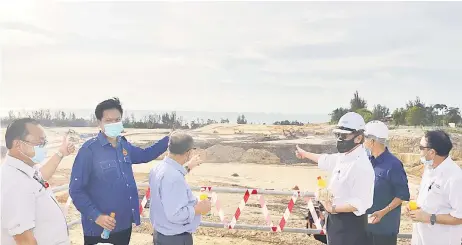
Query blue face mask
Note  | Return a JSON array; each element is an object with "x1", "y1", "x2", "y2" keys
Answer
[
  {"x1": 104, "y1": 122, "x2": 124, "y2": 138},
  {"x1": 31, "y1": 145, "x2": 48, "y2": 163},
  {"x1": 420, "y1": 156, "x2": 434, "y2": 166},
  {"x1": 365, "y1": 148, "x2": 372, "y2": 158}
]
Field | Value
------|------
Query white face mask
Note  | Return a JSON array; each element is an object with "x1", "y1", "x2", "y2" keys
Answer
[{"x1": 420, "y1": 153, "x2": 434, "y2": 166}]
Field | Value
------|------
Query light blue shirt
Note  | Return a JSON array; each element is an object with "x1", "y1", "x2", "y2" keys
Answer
[{"x1": 149, "y1": 157, "x2": 201, "y2": 235}]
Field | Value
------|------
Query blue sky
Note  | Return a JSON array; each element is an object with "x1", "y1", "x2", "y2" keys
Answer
[{"x1": 1, "y1": 1, "x2": 462, "y2": 114}]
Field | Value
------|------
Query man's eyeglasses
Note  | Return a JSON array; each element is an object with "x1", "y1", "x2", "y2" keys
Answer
[
  {"x1": 419, "y1": 145, "x2": 430, "y2": 151},
  {"x1": 334, "y1": 133, "x2": 353, "y2": 140},
  {"x1": 23, "y1": 139, "x2": 48, "y2": 148}
]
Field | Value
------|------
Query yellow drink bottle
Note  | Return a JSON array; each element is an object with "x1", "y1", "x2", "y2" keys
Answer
[
  {"x1": 199, "y1": 193, "x2": 211, "y2": 216},
  {"x1": 408, "y1": 200, "x2": 418, "y2": 210},
  {"x1": 316, "y1": 176, "x2": 327, "y2": 200}
]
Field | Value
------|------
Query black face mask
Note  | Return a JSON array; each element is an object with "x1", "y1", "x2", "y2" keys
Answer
[{"x1": 336, "y1": 136, "x2": 359, "y2": 153}]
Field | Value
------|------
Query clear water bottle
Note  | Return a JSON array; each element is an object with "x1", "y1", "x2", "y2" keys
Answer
[{"x1": 101, "y1": 212, "x2": 116, "y2": 239}]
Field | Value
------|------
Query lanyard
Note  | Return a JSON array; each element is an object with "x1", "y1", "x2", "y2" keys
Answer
[{"x1": 14, "y1": 167, "x2": 49, "y2": 189}]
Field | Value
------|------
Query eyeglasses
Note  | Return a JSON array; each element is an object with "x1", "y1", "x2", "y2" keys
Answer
[
  {"x1": 419, "y1": 145, "x2": 430, "y2": 151},
  {"x1": 23, "y1": 139, "x2": 48, "y2": 148},
  {"x1": 334, "y1": 133, "x2": 353, "y2": 140}
]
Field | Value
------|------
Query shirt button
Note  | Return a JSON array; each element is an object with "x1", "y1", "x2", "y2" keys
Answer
[
  {"x1": 132, "y1": 209, "x2": 134, "y2": 211},
  {"x1": 127, "y1": 184, "x2": 129, "y2": 187},
  {"x1": 130, "y1": 196, "x2": 132, "y2": 199}
]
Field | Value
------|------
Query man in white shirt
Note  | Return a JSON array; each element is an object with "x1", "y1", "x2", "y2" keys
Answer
[
  {"x1": 295, "y1": 112, "x2": 375, "y2": 245},
  {"x1": 1, "y1": 118, "x2": 75, "y2": 245},
  {"x1": 409, "y1": 130, "x2": 462, "y2": 245}
]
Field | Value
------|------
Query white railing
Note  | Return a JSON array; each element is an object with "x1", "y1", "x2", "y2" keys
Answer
[{"x1": 53, "y1": 183, "x2": 413, "y2": 239}]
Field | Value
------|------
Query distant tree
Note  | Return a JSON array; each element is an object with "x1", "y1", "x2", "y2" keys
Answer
[
  {"x1": 445, "y1": 107, "x2": 462, "y2": 125},
  {"x1": 406, "y1": 97, "x2": 425, "y2": 109},
  {"x1": 434, "y1": 104, "x2": 448, "y2": 115},
  {"x1": 220, "y1": 118, "x2": 230, "y2": 123},
  {"x1": 372, "y1": 104, "x2": 390, "y2": 121},
  {"x1": 356, "y1": 108, "x2": 373, "y2": 123},
  {"x1": 237, "y1": 115, "x2": 247, "y2": 124},
  {"x1": 406, "y1": 106, "x2": 427, "y2": 126},
  {"x1": 391, "y1": 108, "x2": 406, "y2": 126},
  {"x1": 350, "y1": 91, "x2": 367, "y2": 111},
  {"x1": 329, "y1": 107, "x2": 350, "y2": 124},
  {"x1": 273, "y1": 120, "x2": 303, "y2": 126},
  {"x1": 7, "y1": 110, "x2": 15, "y2": 120}
]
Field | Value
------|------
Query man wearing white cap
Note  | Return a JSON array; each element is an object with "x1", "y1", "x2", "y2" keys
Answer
[
  {"x1": 296, "y1": 112, "x2": 375, "y2": 245},
  {"x1": 364, "y1": 121, "x2": 410, "y2": 245}
]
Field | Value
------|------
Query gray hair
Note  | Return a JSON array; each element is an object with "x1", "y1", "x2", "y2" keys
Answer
[
  {"x1": 168, "y1": 132, "x2": 194, "y2": 155},
  {"x1": 365, "y1": 134, "x2": 387, "y2": 145}
]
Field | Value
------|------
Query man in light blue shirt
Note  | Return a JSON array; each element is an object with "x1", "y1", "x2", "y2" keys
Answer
[{"x1": 149, "y1": 132, "x2": 211, "y2": 245}]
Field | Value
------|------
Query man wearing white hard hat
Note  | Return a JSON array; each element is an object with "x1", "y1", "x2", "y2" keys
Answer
[
  {"x1": 295, "y1": 112, "x2": 375, "y2": 245},
  {"x1": 363, "y1": 121, "x2": 410, "y2": 245}
]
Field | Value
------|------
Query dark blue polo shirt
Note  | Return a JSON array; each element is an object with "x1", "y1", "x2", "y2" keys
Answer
[{"x1": 366, "y1": 148, "x2": 410, "y2": 235}]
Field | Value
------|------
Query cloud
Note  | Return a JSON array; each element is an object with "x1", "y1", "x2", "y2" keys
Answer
[{"x1": 1, "y1": 2, "x2": 462, "y2": 114}]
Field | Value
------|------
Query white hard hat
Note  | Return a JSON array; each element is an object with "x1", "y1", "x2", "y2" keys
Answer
[
  {"x1": 364, "y1": 120, "x2": 389, "y2": 139},
  {"x1": 332, "y1": 112, "x2": 366, "y2": 134}
]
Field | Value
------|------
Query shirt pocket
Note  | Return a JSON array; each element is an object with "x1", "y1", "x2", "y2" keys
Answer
[
  {"x1": 424, "y1": 184, "x2": 446, "y2": 214},
  {"x1": 99, "y1": 160, "x2": 121, "y2": 182}
]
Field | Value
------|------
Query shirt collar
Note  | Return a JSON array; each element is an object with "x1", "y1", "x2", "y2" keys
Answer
[
  {"x1": 341, "y1": 144, "x2": 366, "y2": 162},
  {"x1": 429, "y1": 156, "x2": 454, "y2": 176},
  {"x1": 97, "y1": 131, "x2": 120, "y2": 146},
  {"x1": 4, "y1": 154, "x2": 36, "y2": 178},
  {"x1": 164, "y1": 156, "x2": 187, "y2": 176},
  {"x1": 370, "y1": 147, "x2": 391, "y2": 165}
]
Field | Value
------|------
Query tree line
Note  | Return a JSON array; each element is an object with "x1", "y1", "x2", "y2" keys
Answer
[
  {"x1": 0, "y1": 110, "x2": 253, "y2": 129},
  {"x1": 330, "y1": 91, "x2": 462, "y2": 126}
]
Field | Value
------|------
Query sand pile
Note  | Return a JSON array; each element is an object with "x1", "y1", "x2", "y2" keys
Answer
[
  {"x1": 388, "y1": 136, "x2": 420, "y2": 154},
  {"x1": 205, "y1": 144, "x2": 245, "y2": 163},
  {"x1": 395, "y1": 153, "x2": 421, "y2": 167},
  {"x1": 240, "y1": 149, "x2": 280, "y2": 164}
]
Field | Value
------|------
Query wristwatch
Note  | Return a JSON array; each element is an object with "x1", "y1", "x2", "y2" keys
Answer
[
  {"x1": 56, "y1": 151, "x2": 64, "y2": 158},
  {"x1": 430, "y1": 214, "x2": 436, "y2": 225},
  {"x1": 331, "y1": 204, "x2": 337, "y2": 214}
]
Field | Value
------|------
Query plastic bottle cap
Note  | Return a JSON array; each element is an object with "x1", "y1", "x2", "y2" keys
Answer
[
  {"x1": 109, "y1": 212, "x2": 116, "y2": 218},
  {"x1": 317, "y1": 176, "x2": 322, "y2": 180}
]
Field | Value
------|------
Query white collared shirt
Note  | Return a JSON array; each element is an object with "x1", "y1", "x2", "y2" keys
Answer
[
  {"x1": 318, "y1": 145, "x2": 375, "y2": 216},
  {"x1": 1, "y1": 155, "x2": 69, "y2": 245},
  {"x1": 412, "y1": 157, "x2": 462, "y2": 245}
]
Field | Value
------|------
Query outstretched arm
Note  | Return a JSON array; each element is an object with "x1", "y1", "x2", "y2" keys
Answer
[{"x1": 127, "y1": 136, "x2": 169, "y2": 164}]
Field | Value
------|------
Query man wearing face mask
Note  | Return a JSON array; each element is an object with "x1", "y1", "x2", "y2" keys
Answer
[
  {"x1": 295, "y1": 112, "x2": 375, "y2": 245},
  {"x1": 363, "y1": 121, "x2": 410, "y2": 245},
  {"x1": 1, "y1": 118, "x2": 75, "y2": 245},
  {"x1": 408, "y1": 130, "x2": 462, "y2": 245},
  {"x1": 69, "y1": 98, "x2": 170, "y2": 245},
  {"x1": 149, "y1": 132, "x2": 211, "y2": 245}
]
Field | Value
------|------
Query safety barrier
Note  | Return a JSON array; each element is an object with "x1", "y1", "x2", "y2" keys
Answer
[{"x1": 52, "y1": 183, "x2": 413, "y2": 239}]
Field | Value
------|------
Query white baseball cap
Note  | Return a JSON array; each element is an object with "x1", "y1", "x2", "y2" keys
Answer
[
  {"x1": 364, "y1": 120, "x2": 389, "y2": 140},
  {"x1": 332, "y1": 112, "x2": 366, "y2": 134}
]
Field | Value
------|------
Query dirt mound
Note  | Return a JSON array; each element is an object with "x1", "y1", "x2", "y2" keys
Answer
[
  {"x1": 240, "y1": 149, "x2": 280, "y2": 164},
  {"x1": 205, "y1": 144, "x2": 245, "y2": 163}
]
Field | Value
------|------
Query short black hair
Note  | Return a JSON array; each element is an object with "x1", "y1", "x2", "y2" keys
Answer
[
  {"x1": 95, "y1": 97, "x2": 123, "y2": 120},
  {"x1": 168, "y1": 132, "x2": 194, "y2": 155},
  {"x1": 5, "y1": 118, "x2": 40, "y2": 149},
  {"x1": 425, "y1": 130, "x2": 453, "y2": 157}
]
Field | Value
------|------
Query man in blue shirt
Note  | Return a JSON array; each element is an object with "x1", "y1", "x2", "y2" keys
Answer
[
  {"x1": 150, "y1": 132, "x2": 211, "y2": 245},
  {"x1": 69, "y1": 98, "x2": 170, "y2": 245},
  {"x1": 363, "y1": 121, "x2": 410, "y2": 245}
]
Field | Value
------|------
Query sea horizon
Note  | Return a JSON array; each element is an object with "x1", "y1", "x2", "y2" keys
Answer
[{"x1": 0, "y1": 108, "x2": 330, "y2": 125}]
